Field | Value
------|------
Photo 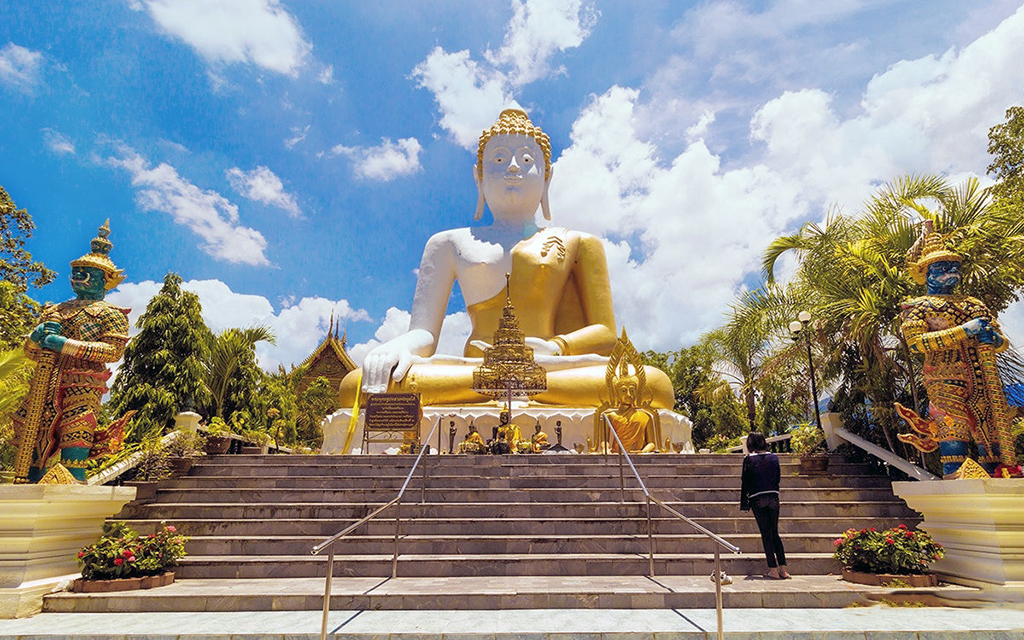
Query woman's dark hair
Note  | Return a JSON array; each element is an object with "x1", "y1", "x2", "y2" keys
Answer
[{"x1": 746, "y1": 432, "x2": 768, "y2": 453}]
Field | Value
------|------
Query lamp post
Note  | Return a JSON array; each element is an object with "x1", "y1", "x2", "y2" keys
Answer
[{"x1": 789, "y1": 311, "x2": 822, "y2": 432}]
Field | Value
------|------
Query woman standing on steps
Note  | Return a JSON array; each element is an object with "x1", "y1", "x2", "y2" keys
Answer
[{"x1": 740, "y1": 432, "x2": 790, "y2": 579}]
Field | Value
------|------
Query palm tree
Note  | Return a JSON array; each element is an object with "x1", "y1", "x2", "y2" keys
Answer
[
  {"x1": 204, "y1": 327, "x2": 275, "y2": 419},
  {"x1": 702, "y1": 287, "x2": 784, "y2": 429},
  {"x1": 0, "y1": 348, "x2": 33, "y2": 469}
]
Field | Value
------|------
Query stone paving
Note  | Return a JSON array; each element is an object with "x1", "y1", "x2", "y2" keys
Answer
[
  {"x1": 44, "y1": 575, "x2": 972, "y2": 613},
  {"x1": 2, "y1": 606, "x2": 1024, "y2": 639}
]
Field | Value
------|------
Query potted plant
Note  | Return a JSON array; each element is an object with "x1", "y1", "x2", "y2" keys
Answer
[
  {"x1": 162, "y1": 429, "x2": 206, "y2": 476},
  {"x1": 833, "y1": 524, "x2": 945, "y2": 587},
  {"x1": 73, "y1": 521, "x2": 187, "y2": 592},
  {"x1": 125, "y1": 440, "x2": 171, "y2": 501},
  {"x1": 203, "y1": 417, "x2": 232, "y2": 455},
  {"x1": 790, "y1": 422, "x2": 829, "y2": 474},
  {"x1": 240, "y1": 429, "x2": 271, "y2": 455}
]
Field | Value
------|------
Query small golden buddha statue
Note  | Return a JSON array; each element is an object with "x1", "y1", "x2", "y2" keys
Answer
[
  {"x1": 339, "y1": 107, "x2": 673, "y2": 410},
  {"x1": 457, "y1": 424, "x2": 486, "y2": 454},
  {"x1": 531, "y1": 423, "x2": 549, "y2": 452}
]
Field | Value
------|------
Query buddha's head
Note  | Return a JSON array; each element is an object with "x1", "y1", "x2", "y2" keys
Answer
[
  {"x1": 613, "y1": 361, "x2": 640, "y2": 408},
  {"x1": 474, "y1": 107, "x2": 553, "y2": 222}
]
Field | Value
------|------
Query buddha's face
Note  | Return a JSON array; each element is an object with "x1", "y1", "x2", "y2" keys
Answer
[
  {"x1": 615, "y1": 377, "x2": 639, "y2": 407},
  {"x1": 479, "y1": 133, "x2": 546, "y2": 220}
]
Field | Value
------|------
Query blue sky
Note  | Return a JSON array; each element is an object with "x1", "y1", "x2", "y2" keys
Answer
[{"x1": 2, "y1": 0, "x2": 1023, "y2": 371}]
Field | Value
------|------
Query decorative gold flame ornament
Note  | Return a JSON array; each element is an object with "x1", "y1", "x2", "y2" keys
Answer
[{"x1": 471, "y1": 274, "x2": 547, "y2": 417}]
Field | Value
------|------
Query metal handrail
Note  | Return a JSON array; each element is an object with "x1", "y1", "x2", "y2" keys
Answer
[
  {"x1": 600, "y1": 415, "x2": 739, "y2": 640},
  {"x1": 311, "y1": 416, "x2": 441, "y2": 640}
]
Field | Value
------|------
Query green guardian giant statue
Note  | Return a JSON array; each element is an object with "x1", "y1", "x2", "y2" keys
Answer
[{"x1": 11, "y1": 221, "x2": 131, "y2": 483}]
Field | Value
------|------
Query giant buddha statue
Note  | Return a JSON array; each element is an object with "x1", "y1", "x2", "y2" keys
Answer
[{"x1": 338, "y1": 107, "x2": 673, "y2": 415}]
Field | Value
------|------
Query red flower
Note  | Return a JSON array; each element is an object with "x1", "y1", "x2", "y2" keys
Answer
[
  {"x1": 860, "y1": 529, "x2": 867, "y2": 534},
  {"x1": 870, "y1": 528, "x2": 877, "y2": 532},
  {"x1": 905, "y1": 531, "x2": 913, "y2": 539},
  {"x1": 885, "y1": 537, "x2": 895, "y2": 545},
  {"x1": 897, "y1": 524, "x2": 907, "y2": 530},
  {"x1": 114, "y1": 558, "x2": 123, "y2": 566},
  {"x1": 166, "y1": 526, "x2": 176, "y2": 533},
  {"x1": 833, "y1": 539, "x2": 842, "y2": 547},
  {"x1": 77, "y1": 551, "x2": 85, "y2": 558}
]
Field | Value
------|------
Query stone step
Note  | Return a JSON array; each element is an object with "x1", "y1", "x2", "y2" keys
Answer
[
  {"x1": 120, "y1": 515, "x2": 917, "y2": 537},
  {"x1": 167, "y1": 473, "x2": 894, "y2": 490},
  {"x1": 190, "y1": 454, "x2": 872, "y2": 474},
  {"x1": 180, "y1": 532, "x2": 843, "y2": 556},
  {"x1": 41, "y1": 575, "x2": 882, "y2": 613},
  {"x1": 173, "y1": 552, "x2": 842, "y2": 579},
  {"x1": 122, "y1": 499, "x2": 917, "y2": 520},
  {"x1": 146, "y1": 486, "x2": 902, "y2": 504}
]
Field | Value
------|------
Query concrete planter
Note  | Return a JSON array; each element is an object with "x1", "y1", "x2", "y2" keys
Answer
[
  {"x1": 841, "y1": 568, "x2": 938, "y2": 587},
  {"x1": 71, "y1": 571, "x2": 173, "y2": 593},
  {"x1": 893, "y1": 478, "x2": 1024, "y2": 587},
  {"x1": 203, "y1": 435, "x2": 231, "y2": 455},
  {"x1": 0, "y1": 485, "x2": 136, "y2": 618}
]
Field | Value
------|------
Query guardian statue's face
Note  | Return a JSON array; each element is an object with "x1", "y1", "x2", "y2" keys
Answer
[
  {"x1": 926, "y1": 260, "x2": 961, "y2": 294},
  {"x1": 70, "y1": 266, "x2": 107, "y2": 299}
]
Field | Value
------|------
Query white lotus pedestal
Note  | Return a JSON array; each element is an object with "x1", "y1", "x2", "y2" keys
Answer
[
  {"x1": 0, "y1": 484, "x2": 136, "y2": 618},
  {"x1": 893, "y1": 479, "x2": 1024, "y2": 589}
]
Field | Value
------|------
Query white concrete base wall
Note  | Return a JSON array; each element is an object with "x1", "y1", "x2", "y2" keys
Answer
[
  {"x1": 893, "y1": 478, "x2": 1024, "y2": 587},
  {"x1": 321, "y1": 404, "x2": 694, "y2": 455},
  {"x1": 0, "y1": 485, "x2": 136, "y2": 618}
]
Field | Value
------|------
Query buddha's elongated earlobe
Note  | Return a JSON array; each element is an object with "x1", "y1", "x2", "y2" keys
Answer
[
  {"x1": 474, "y1": 164, "x2": 485, "y2": 221},
  {"x1": 540, "y1": 166, "x2": 553, "y2": 221}
]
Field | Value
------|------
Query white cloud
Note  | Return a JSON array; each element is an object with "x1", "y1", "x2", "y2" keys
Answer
[
  {"x1": 226, "y1": 165, "x2": 302, "y2": 217},
  {"x1": 332, "y1": 138, "x2": 423, "y2": 181},
  {"x1": 550, "y1": 86, "x2": 806, "y2": 348},
  {"x1": 284, "y1": 125, "x2": 310, "y2": 150},
  {"x1": 105, "y1": 146, "x2": 270, "y2": 266},
  {"x1": 0, "y1": 43, "x2": 44, "y2": 93},
  {"x1": 136, "y1": 0, "x2": 311, "y2": 76},
  {"x1": 751, "y1": 4, "x2": 1024, "y2": 210},
  {"x1": 484, "y1": 0, "x2": 598, "y2": 86},
  {"x1": 412, "y1": 48, "x2": 511, "y2": 149},
  {"x1": 42, "y1": 128, "x2": 75, "y2": 155},
  {"x1": 108, "y1": 278, "x2": 371, "y2": 371},
  {"x1": 412, "y1": 0, "x2": 596, "y2": 148},
  {"x1": 542, "y1": 5, "x2": 1024, "y2": 352},
  {"x1": 284, "y1": 125, "x2": 310, "y2": 149},
  {"x1": 317, "y1": 64, "x2": 334, "y2": 85}
]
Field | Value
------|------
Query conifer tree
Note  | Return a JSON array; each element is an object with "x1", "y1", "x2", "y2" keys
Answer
[
  {"x1": 0, "y1": 186, "x2": 56, "y2": 350},
  {"x1": 109, "y1": 273, "x2": 212, "y2": 442}
]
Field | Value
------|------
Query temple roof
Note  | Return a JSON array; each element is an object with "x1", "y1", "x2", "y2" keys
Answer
[{"x1": 295, "y1": 314, "x2": 357, "y2": 387}]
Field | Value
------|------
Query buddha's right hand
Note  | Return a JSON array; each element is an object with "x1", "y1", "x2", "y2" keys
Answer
[{"x1": 361, "y1": 347, "x2": 412, "y2": 394}]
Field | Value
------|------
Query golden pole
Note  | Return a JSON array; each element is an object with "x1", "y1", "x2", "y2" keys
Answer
[{"x1": 13, "y1": 349, "x2": 58, "y2": 483}]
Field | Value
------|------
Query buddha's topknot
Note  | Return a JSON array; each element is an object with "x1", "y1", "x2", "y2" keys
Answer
[{"x1": 477, "y1": 108, "x2": 552, "y2": 180}]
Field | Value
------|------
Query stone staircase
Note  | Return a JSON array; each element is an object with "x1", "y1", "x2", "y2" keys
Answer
[{"x1": 44, "y1": 452, "x2": 922, "y2": 612}]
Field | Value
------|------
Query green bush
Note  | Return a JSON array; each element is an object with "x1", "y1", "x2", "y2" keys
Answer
[
  {"x1": 77, "y1": 521, "x2": 187, "y2": 580},
  {"x1": 833, "y1": 524, "x2": 944, "y2": 575},
  {"x1": 789, "y1": 422, "x2": 825, "y2": 454}
]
